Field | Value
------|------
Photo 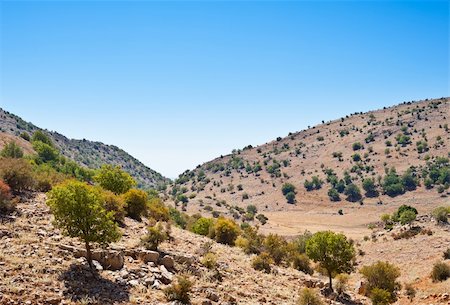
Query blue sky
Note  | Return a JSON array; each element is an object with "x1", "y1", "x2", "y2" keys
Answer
[{"x1": 0, "y1": 0, "x2": 448, "y2": 178}]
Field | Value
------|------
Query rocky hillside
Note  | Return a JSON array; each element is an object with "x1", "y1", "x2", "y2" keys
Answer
[
  {"x1": 169, "y1": 98, "x2": 449, "y2": 236},
  {"x1": 0, "y1": 108, "x2": 168, "y2": 189},
  {"x1": 1, "y1": 192, "x2": 448, "y2": 305}
]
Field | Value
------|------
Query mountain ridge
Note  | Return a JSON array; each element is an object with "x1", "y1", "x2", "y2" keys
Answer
[{"x1": 0, "y1": 107, "x2": 169, "y2": 189}]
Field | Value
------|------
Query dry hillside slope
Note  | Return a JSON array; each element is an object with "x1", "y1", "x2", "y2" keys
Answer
[{"x1": 169, "y1": 98, "x2": 449, "y2": 238}]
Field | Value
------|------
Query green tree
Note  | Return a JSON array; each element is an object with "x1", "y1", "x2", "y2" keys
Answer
[
  {"x1": 306, "y1": 231, "x2": 355, "y2": 290},
  {"x1": 327, "y1": 188, "x2": 340, "y2": 201},
  {"x1": 32, "y1": 130, "x2": 53, "y2": 146},
  {"x1": 46, "y1": 180, "x2": 120, "y2": 268},
  {"x1": 1, "y1": 142, "x2": 24, "y2": 158},
  {"x1": 362, "y1": 178, "x2": 378, "y2": 197},
  {"x1": 123, "y1": 189, "x2": 148, "y2": 220},
  {"x1": 344, "y1": 183, "x2": 362, "y2": 202},
  {"x1": 33, "y1": 141, "x2": 59, "y2": 163},
  {"x1": 282, "y1": 183, "x2": 296, "y2": 195},
  {"x1": 94, "y1": 164, "x2": 136, "y2": 194}
]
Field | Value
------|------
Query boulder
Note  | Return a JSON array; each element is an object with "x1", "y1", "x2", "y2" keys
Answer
[
  {"x1": 160, "y1": 265, "x2": 173, "y2": 284},
  {"x1": 138, "y1": 250, "x2": 159, "y2": 264},
  {"x1": 160, "y1": 255, "x2": 175, "y2": 269},
  {"x1": 357, "y1": 281, "x2": 367, "y2": 295}
]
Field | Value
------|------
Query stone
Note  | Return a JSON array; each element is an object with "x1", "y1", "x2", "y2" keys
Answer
[
  {"x1": 160, "y1": 255, "x2": 175, "y2": 269},
  {"x1": 160, "y1": 265, "x2": 173, "y2": 284},
  {"x1": 128, "y1": 279, "x2": 140, "y2": 287},
  {"x1": 139, "y1": 250, "x2": 159, "y2": 264},
  {"x1": 206, "y1": 289, "x2": 219, "y2": 302},
  {"x1": 152, "y1": 279, "x2": 162, "y2": 290},
  {"x1": 202, "y1": 300, "x2": 213, "y2": 305},
  {"x1": 92, "y1": 260, "x2": 103, "y2": 271},
  {"x1": 143, "y1": 276, "x2": 155, "y2": 287}
]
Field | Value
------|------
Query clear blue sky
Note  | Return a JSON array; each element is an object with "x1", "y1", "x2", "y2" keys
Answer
[{"x1": 0, "y1": 1, "x2": 448, "y2": 178}]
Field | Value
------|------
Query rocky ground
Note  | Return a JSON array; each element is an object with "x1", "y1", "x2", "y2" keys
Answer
[{"x1": 0, "y1": 193, "x2": 448, "y2": 305}]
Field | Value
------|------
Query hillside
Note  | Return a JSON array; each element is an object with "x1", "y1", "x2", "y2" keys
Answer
[
  {"x1": 169, "y1": 97, "x2": 449, "y2": 237},
  {"x1": 1, "y1": 192, "x2": 448, "y2": 304},
  {"x1": 0, "y1": 108, "x2": 168, "y2": 189}
]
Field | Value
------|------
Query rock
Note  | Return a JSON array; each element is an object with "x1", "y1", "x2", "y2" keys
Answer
[
  {"x1": 202, "y1": 300, "x2": 213, "y2": 305},
  {"x1": 46, "y1": 297, "x2": 62, "y2": 305},
  {"x1": 160, "y1": 255, "x2": 175, "y2": 269},
  {"x1": 206, "y1": 289, "x2": 219, "y2": 302},
  {"x1": 92, "y1": 260, "x2": 103, "y2": 271},
  {"x1": 160, "y1": 265, "x2": 173, "y2": 284},
  {"x1": 152, "y1": 279, "x2": 162, "y2": 290},
  {"x1": 143, "y1": 276, "x2": 155, "y2": 287},
  {"x1": 119, "y1": 269, "x2": 129, "y2": 279},
  {"x1": 65, "y1": 245, "x2": 124, "y2": 270},
  {"x1": 304, "y1": 279, "x2": 316, "y2": 288},
  {"x1": 128, "y1": 279, "x2": 139, "y2": 287},
  {"x1": 139, "y1": 250, "x2": 159, "y2": 264}
]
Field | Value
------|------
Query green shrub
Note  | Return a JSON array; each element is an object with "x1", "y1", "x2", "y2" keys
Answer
[
  {"x1": 201, "y1": 252, "x2": 217, "y2": 269},
  {"x1": 212, "y1": 217, "x2": 239, "y2": 245},
  {"x1": 432, "y1": 206, "x2": 449, "y2": 223},
  {"x1": 264, "y1": 234, "x2": 288, "y2": 265},
  {"x1": 344, "y1": 183, "x2": 362, "y2": 202},
  {"x1": 431, "y1": 261, "x2": 450, "y2": 282},
  {"x1": 147, "y1": 197, "x2": 170, "y2": 222},
  {"x1": 285, "y1": 191, "x2": 296, "y2": 204},
  {"x1": 252, "y1": 252, "x2": 273, "y2": 273},
  {"x1": 191, "y1": 217, "x2": 214, "y2": 236},
  {"x1": 236, "y1": 226, "x2": 264, "y2": 255},
  {"x1": 33, "y1": 141, "x2": 59, "y2": 163},
  {"x1": 282, "y1": 183, "x2": 296, "y2": 195},
  {"x1": 19, "y1": 132, "x2": 30, "y2": 141},
  {"x1": 297, "y1": 288, "x2": 323, "y2": 305},
  {"x1": 362, "y1": 178, "x2": 378, "y2": 197},
  {"x1": 352, "y1": 153, "x2": 361, "y2": 161},
  {"x1": 164, "y1": 275, "x2": 193, "y2": 304},
  {"x1": 101, "y1": 190, "x2": 126, "y2": 224},
  {"x1": 123, "y1": 189, "x2": 148, "y2": 220},
  {"x1": 327, "y1": 188, "x2": 340, "y2": 201},
  {"x1": 32, "y1": 130, "x2": 53, "y2": 146},
  {"x1": 256, "y1": 213, "x2": 268, "y2": 225},
  {"x1": 0, "y1": 158, "x2": 34, "y2": 193},
  {"x1": 0, "y1": 142, "x2": 23, "y2": 158},
  {"x1": 94, "y1": 164, "x2": 136, "y2": 195},
  {"x1": 383, "y1": 168, "x2": 404, "y2": 197},
  {"x1": 360, "y1": 261, "x2": 400, "y2": 302},
  {"x1": 399, "y1": 210, "x2": 416, "y2": 225},
  {"x1": 32, "y1": 163, "x2": 67, "y2": 192},
  {"x1": 352, "y1": 142, "x2": 363, "y2": 150},
  {"x1": 141, "y1": 223, "x2": 168, "y2": 251},
  {"x1": 169, "y1": 207, "x2": 188, "y2": 229},
  {"x1": 292, "y1": 253, "x2": 313, "y2": 275},
  {"x1": 370, "y1": 288, "x2": 392, "y2": 305}
]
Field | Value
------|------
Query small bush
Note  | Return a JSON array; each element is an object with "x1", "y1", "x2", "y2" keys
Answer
[
  {"x1": 0, "y1": 180, "x2": 15, "y2": 213},
  {"x1": 352, "y1": 142, "x2": 363, "y2": 151},
  {"x1": 101, "y1": 190, "x2": 126, "y2": 224},
  {"x1": 335, "y1": 274, "x2": 349, "y2": 295},
  {"x1": 360, "y1": 261, "x2": 400, "y2": 302},
  {"x1": 164, "y1": 275, "x2": 193, "y2": 304},
  {"x1": 282, "y1": 183, "x2": 296, "y2": 195},
  {"x1": 327, "y1": 188, "x2": 340, "y2": 201},
  {"x1": 147, "y1": 197, "x2": 170, "y2": 222},
  {"x1": 94, "y1": 164, "x2": 136, "y2": 195},
  {"x1": 344, "y1": 183, "x2": 362, "y2": 202},
  {"x1": 201, "y1": 252, "x2": 217, "y2": 270},
  {"x1": 212, "y1": 217, "x2": 239, "y2": 245},
  {"x1": 141, "y1": 223, "x2": 168, "y2": 251},
  {"x1": 432, "y1": 206, "x2": 449, "y2": 223},
  {"x1": 285, "y1": 191, "x2": 296, "y2": 204},
  {"x1": 297, "y1": 288, "x2": 323, "y2": 305},
  {"x1": 370, "y1": 288, "x2": 391, "y2": 305},
  {"x1": 252, "y1": 252, "x2": 273, "y2": 273},
  {"x1": 292, "y1": 253, "x2": 313, "y2": 275},
  {"x1": 431, "y1": 261, "x2": 450, "y2": 282},
  {"x1": 264, "y1": 233, "x2": 288, "y2": 265},
  {"x1": 404, "y1": 283, "x2": 416, "y2": 301},
  {"x1": 123, "y1": 189, "x2": 148, "y2": 220},
  {"x1": 191, "y1": 217, "x2": 214, "y2": 236},
  {"x1": 0, "y1": 142, "x2": 24, "y2": 158},
  {"x1": 0, "y1": 158, "x2": 34, "y2": 193}
]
